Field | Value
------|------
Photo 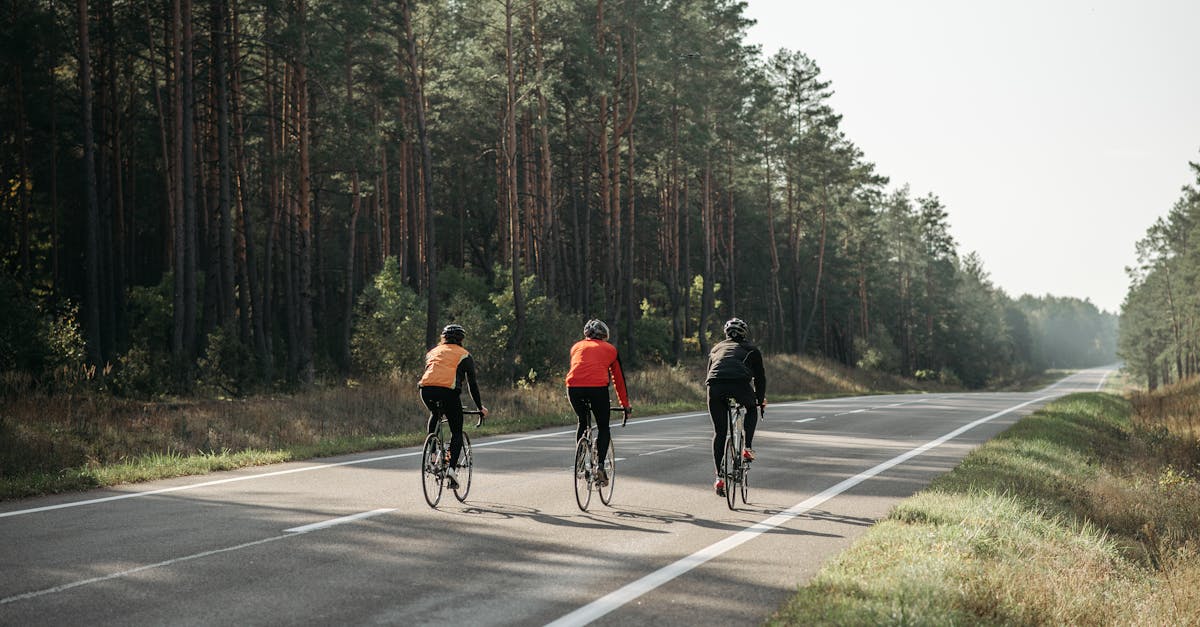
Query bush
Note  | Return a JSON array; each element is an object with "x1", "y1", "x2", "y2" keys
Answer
[
  {"x1": 351, "y1": 257, "x2": 427, "y2": 376},
  {"x1": 198, "y1": 325, "x2": 255, "y2": 396},
  {"x1": 854, "y1": 326, "x2": 901, "y2": 372}
]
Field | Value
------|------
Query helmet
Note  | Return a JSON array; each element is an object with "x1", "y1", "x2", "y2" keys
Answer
[
  {"x1": 723, "y1": 317, "x2": 748, "y2": 340},
  {"x1": 583, "y1": 319, "x2": 610, "y2": 340},
  {"x1": 441, "y1": 324, "x2": 466, "y2": 344}
]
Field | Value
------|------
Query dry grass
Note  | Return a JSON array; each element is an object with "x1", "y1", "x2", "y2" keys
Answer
[
  {"x1": 0, "y1": 353, "x2": 940, "y2": 500},
  {"x1": 770, "y1": 389, "x2": 1200, "y2": 626}
]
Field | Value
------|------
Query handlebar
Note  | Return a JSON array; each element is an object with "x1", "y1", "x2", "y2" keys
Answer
[
  {"x1": 462, "y1": 408, "x2": 485, "y2": 428},
  {"x1": 610, "y1": 405, "x2": 632, "y2": 427}
]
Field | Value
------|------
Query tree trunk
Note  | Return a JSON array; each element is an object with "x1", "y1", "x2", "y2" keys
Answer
[
  {"x1": 401, "y1": 0, "x2": 439, "y2": 348},
  {"x1": 79, "y1": 0, "x2": 104, "y2": 368}
]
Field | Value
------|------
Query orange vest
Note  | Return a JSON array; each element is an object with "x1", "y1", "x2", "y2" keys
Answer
[{"x1": 419, "y1": 343, "x2": 469, "y2": 389}]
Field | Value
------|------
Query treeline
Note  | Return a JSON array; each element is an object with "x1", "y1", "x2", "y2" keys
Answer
[
  {"x1": 1120, "y1": 155, "x2": 1200, "y2": 389},
  {"x1": 0, "y1": 0, "x2": 1114, "y2": 396}
]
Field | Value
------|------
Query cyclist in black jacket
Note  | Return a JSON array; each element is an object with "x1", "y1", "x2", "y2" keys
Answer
[{"x1": 705, "y1": 318, "x2": 766, "y2": 496}]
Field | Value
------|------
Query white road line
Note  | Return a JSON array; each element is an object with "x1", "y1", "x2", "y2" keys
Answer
[
  {"x1": 638, "y1": 445, "x2": 692, "y2": 457},
  {"x1": 793, "y1": 418, "x2": 815, "y2": 424},
  {"x1": 0, "y1": 534, "x2": 293, "y2": 605},
  {"x1": 546, "y1": 394, "x2": 1055, "y2": 627},
  {"x1": 0, "y1": 413, "x2": 718, "y2": 519},
  {"x1": 284, "y1": 508, "x2": 395, "y2": 534}
]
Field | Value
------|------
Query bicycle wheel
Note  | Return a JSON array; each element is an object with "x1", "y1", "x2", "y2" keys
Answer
[
  {"x1": 574, "y1": 438, "x2": 592, "y2": 511},
  {"x1": 453, "y1": 432, "x2": 473, "y2": 502},
  {"x1": 598, "y1": 439, "x2": 616, "y2": 506},
  {"x1": 739, "y1": 443, "x2": 749, "y2": 504},
  {"x1": 421, "y1": 433, "x2": 444, "y2": 508},
  {"x1": 724, "y1": 435, "x2": 738, "y2": 510}
]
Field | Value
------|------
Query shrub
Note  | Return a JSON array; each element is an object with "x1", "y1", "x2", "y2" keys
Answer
[{"x1": 351, "y1": 257, "x2": 427, "y2": 376}]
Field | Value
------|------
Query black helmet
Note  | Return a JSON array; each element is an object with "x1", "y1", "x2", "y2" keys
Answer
[
  {"x1": 723, "y1": 317, "x2": 748, "y2": 340},
  {"x1": 583, "y1": 319, "x2": 610, "y2": 340},
  {"x1": 441, "y1": 324, "x2": 466, "y2": 344}
]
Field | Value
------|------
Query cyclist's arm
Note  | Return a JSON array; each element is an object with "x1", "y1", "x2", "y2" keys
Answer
[
  {"x1": 460, "y1": 355, "x2": 484, "y2": 410},
  {"x1": 610, "y1": 355, "x2": 631, "y2": 408},
  {"x1": 748, "y1": 348, "x2": 766, "y2": 405}
]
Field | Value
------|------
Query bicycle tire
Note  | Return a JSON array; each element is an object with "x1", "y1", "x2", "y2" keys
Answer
[
  {"x1": 739, "y1": 448, "x2": 749, "y2": 504},
  {"x1": 574, "y1": 438, "x2": 592, "y2": 511},
  {"x1": 454, "y1": 431, "x2": 473, "y2": 502},
  {"x1": 421, "y1": 433, "x2": 444, "y2": 508},
  {"x1": 598, "y1": 439, "x2": 616, "y2": 506},
  {"x1": 723, "y1": 435, "x2": 737, "y2": 510}
]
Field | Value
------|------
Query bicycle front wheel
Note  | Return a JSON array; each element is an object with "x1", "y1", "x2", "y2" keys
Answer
[
  {"x1": 723, "y1": 435, "x2": 738, "y2": 510},
  {"x1": 421, "y1": 433, "x2": 444, "y2": 508},
  {"x1": 739, "y1": 450, "x2": 749, "y2": 504},
  {"x1": 574, "y1": 438, "x2": 592, "y2": 511},
  {"x1": 598, "y1": 439, "x2": 616, "y2": 506},
  {"x1": 454, "y1": 432, "x2": 473, "y2": 502}
]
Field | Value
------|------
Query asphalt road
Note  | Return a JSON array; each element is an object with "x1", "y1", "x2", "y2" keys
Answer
[{"x1": 0, "y1": 368, "x2": 1113, "y2": 626}]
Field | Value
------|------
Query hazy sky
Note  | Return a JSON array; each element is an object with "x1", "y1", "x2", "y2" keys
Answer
[{"x1": 742, "y1": 0, "x2": 1200, "y2": 313}]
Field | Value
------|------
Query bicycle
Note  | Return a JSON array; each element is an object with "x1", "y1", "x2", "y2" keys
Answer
[
  {"x1": 573, "y1": 406, "x2": 629, "y2": 511},
  {"x1": 721, "y1": 399, "x2": 760, "y2": 509},
  {"x1": 421, "y1": 408, "x2": 484, "y2": 508}
]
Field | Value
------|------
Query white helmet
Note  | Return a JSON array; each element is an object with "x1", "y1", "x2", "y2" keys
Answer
[{"x1": 583, "y1": 319, "x2": 610, "y2": 340}]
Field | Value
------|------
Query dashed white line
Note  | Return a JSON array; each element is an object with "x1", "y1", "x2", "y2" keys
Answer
[
  {"x1": 284, "y1": 508, "x2": 395, "y2": 534},
  {"x1": 793, "y1": 418, "x2": 815, "y2": 424},
  {"x1": 638, "y1": 445, "x2": 692, "y2": 456}
]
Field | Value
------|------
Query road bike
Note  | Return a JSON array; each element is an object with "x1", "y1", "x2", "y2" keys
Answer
[
  {"x1": 721, "y1": 399, "x2": 759, "y2": 509},
  {"x1": 573, "y1": 406, "x2": 629, "y2": 511},
  {"x1": 421, "y1": 408, "x2": 483, "y2": 508}
]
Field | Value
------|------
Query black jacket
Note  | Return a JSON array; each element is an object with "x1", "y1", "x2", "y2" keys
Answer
[{"x1": 705, "y1": 339, "x2": 766, "y2": 404}]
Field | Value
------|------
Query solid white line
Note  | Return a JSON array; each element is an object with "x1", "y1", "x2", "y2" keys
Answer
[
  {"x1": 545, "y1": 394, "x2": 1054, "y2": 627},
  {"x1": 0, "y1": 413, "x2": 711, "y2": 519},
  {"x1": 793, "y1": 418, "x2": 815, "y2": 424},
  {"x1": 639, "y1": 445, "x2": 692, "y2": 457},
  {"x1": 1095, "y1": 370, "x2": 1111, "y2": 392},
  {"x1": 284, "y1": 508, "x2": 395, "y2": 534},
  {"x1": 0, "y1": 534, "x2": 293, "y2": 605}
]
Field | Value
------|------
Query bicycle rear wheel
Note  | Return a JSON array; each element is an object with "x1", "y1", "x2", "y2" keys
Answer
[
  {"x1": 598, "y1": 440, "x2": 616, "y2": 506},
  {"x1": 421, "y1": 433, "x2": 444, "y2": 508},
  {"x1": 722, "y1": 435, "x2": 737, "y2": 509},
  {"x1": 453, "y1": 432, "x2": 473, "y2": 502},
  {"x1": 739, "y1": 448, "x2": 749, "y2": 504},
  {"x1": 574, "y1": 438, "x2": 592, "y2": 511}
]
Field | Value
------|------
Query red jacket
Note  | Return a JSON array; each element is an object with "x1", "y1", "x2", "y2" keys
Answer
[{"x1": 565, "y1": 339, "x2": 630, "y2": 407}]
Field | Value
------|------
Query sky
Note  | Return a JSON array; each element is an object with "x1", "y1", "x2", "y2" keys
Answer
[{"x1": 741, "y1": 0, "x2": 1200, "y2": 314}]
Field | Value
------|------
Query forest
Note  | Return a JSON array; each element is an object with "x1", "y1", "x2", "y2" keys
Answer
[
  {"x1": 1119, "y1": 156, "x2": 1200, "y2": 390},
  {"x1": 0, "y1": 0, "x2": 1117, "y2": 398}
]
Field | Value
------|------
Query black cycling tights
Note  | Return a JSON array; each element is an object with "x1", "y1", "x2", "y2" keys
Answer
[
  {"x1": 706, "y1": 381, "x2": 758, "y2": 474},
  {"x1": 568, "y1": 386, "x2": 611, "y2": 465},
  {"x1": 421, "y1": 386, "x2": 464, "y2": 467}
]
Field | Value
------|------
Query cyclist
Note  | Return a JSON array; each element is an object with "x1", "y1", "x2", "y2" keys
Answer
[
  {"x1": 566, "y1": 319, "x2": 631, "y2": 487},
  {"x1": 705, "y1": 317, "x2": 766, "y2": 496},
  {"x1": 419, "y1": 324, "x2": 488, "y2": 489}
]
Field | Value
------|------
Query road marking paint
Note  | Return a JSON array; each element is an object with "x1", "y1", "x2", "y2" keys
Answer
[
  {"x1": 639, "y1": 445, "x2": 691, "y2": 456},
  {"x1": 0, "y1": 534, "x2": 293, "y2": 605},
  {"x1": 793, "y1": 418, "x2": 815, "y2": 424},
  {"x1": 284, "y1": 508, "x2": 395, "y2": 534},
  {"x1": 546, "y1": 394, "x2": 1055, "y2": 627},
  {"x1": 0, "y1": 398, "x2": 976, "y2": 519}
]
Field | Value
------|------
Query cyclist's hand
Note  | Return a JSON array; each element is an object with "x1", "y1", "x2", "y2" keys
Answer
[{"x1": 480, "y1": 406, "x2": 490, "y2": 418}]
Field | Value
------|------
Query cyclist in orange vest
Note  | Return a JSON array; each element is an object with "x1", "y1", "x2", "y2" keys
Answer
[
  {"x1": 419, "y1": 324, "x2": 488, "y2": 489},
  {"x1": 565, "y1": 319, "x2": 631, "y2": 487}
]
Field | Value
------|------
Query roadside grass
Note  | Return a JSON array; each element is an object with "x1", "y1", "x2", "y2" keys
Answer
[
  {"x1": 0, "y1": 354, "x2": 943, "y2": 501},
  {"x1": 769, "y1": 389, "x2": 1200, "y2": 626}
]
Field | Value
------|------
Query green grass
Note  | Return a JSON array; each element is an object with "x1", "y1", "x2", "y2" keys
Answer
[{"x1": 768, "y1": 392, "x2": 1200, "y2": 626}]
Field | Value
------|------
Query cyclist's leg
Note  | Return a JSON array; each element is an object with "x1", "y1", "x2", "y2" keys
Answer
[
  {"x1": 734, "y1": 383, "x2": 758, "y2": 449},
  {"x1": 568, "y1": 387, "x2": 593, "y2": 442},
  {"x1": 445, "y1": 395, "x2": 465, "y2": 467},
  {"x1": 592, "y1": 390, "x2": 611, "y2": 465},
  {"x1": 706, "y1": 384, "x2": 730, "y2": 473},
  {"x1": 420, "y1": 386, "x2": 443, "y2": 434}
]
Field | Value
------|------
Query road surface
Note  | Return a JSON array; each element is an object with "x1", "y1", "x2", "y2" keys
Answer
[{"x1": 0, "y1": 368, "x2": 1112, "y2": 626}]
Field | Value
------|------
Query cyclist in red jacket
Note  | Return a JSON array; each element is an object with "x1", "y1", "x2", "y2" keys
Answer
[{"x1": 565, "y1": 319, "x2": 631, "y2": 487}]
